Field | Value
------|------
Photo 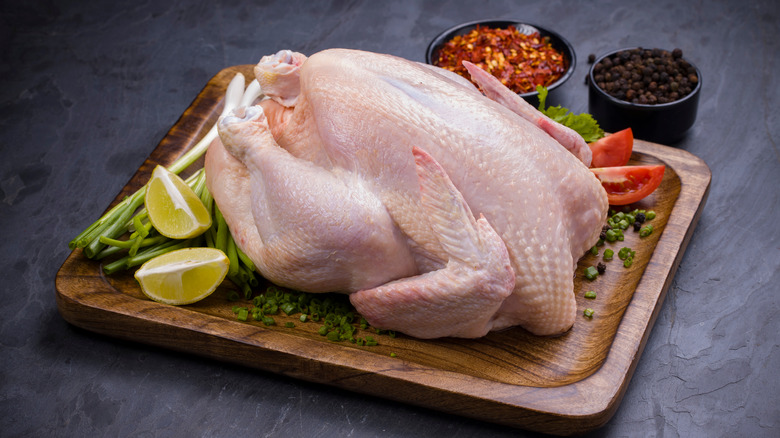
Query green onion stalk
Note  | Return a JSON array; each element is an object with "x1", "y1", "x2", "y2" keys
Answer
[{"x1": 69, "y1": 73, "x2": 264, "y2": 296}]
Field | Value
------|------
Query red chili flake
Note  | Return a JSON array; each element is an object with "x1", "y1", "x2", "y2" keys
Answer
[{"x1": 433, "y1": 25, "x2": 568, "y2": 94}]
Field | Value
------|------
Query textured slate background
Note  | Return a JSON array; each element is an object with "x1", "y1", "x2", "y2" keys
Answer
[{"x1": 1, "y1": 0, "x2": 778, "y2": 436}]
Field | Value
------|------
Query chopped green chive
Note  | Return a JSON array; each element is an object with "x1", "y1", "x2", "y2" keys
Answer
[
  {"x1": 618, "y1": 247, "x2": 635, "y2": 268},
  {"x1": 585, "y1": 266, "x2": 599, "y2": 280},
  {"x1": 229, "y1": 286, "x2": 395, "y2": 346},
  {"x1": 280, "y1": 302, "x2": 297, "y2": 315},
  {"x1": 584, "y1": 290, "x2": 597, "y2": 299},
  {"x1": 583, "y1": 308, "x2": 594, "y2": 318},
  {"x1": 618, "y1": 247, "x2": 635, "y2": 260}
]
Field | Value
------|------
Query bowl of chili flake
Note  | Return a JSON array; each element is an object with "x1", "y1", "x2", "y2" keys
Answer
[{"x1": 426, "y1": 19, "x2": 576, "y2": 107}]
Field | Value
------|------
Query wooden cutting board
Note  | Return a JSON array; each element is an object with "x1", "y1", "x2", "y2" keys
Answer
[{"x1": 55, "y1": 65, "x2": 711, "y2": 436}]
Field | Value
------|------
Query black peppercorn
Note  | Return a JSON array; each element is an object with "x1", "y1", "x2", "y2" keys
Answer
[{"x1": 592, "y1": 47, "x2": 696, "y2": 104}]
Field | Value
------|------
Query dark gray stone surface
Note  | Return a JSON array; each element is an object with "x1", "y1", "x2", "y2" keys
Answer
[{"x1": 1, "y1": 0, "x2": 777, "y2": 436}]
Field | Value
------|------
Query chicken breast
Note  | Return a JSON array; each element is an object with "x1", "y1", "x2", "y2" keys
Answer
[{"x1": 205, "y1": 49, "x2": 608, "y2": 338}]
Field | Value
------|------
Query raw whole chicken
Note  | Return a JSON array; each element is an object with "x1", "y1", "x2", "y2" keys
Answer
[{"x1": 205, "y1": 48, "x2": 608, "y2": 339}]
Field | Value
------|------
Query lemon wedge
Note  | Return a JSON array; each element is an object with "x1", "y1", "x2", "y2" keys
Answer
[
  {"x1": 146, "y1": 165, "x2": 211, "y2": 239},
  {"x1": 134, "y1": 247, "x2": 229, "y2": 305}
]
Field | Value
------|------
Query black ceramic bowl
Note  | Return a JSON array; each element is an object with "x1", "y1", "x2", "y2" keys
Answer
[
  {"x1": 588, "y1": 47, "x2": 702, "y2": 145},
  {"x1": 425, "y1": 19, "x2": 576, "y2": 108}
]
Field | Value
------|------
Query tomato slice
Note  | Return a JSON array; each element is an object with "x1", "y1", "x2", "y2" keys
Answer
[
  {"x1": 591, "y1": 164, "x2": 666, "y2": 205},
  {"x1": 589, "y1": 128, "x2": 634, "y2": 168}
]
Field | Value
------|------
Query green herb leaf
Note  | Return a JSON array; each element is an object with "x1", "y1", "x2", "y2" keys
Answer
[{"x1": 536, "y1": 85, "x2": 605, "y2": 143}]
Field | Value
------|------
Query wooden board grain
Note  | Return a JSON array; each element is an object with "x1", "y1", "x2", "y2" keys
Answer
[{"x1": 55, "y1": 65, "x2": 711, "y2": 435}]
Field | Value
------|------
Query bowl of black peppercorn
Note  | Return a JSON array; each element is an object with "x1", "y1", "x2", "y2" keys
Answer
[{"x1": 587, "y1": 47, "x2": 701, "y2": 144}]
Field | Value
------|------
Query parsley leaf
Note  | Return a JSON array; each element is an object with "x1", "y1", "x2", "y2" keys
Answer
[{"x1": 536, "y1": 86, "x2": 605, "y2": 143}]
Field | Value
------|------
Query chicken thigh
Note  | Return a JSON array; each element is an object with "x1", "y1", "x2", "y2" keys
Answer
[{"x1": 205, "y1": 49, "x2": 608, "y2": 338}]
